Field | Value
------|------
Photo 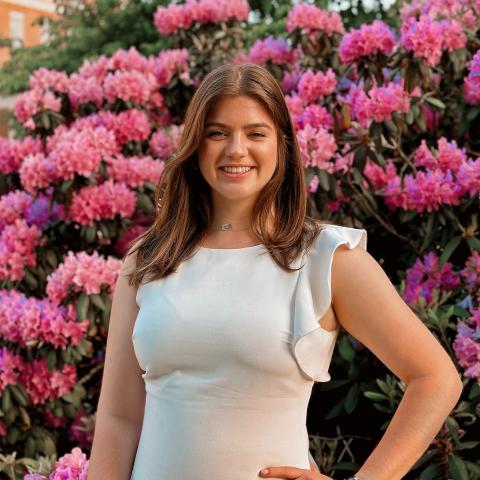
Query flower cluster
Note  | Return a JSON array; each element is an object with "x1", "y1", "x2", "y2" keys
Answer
[
  {"x1": 296, "y1": 123, "x2": 337, "y2": 169},
  {"x1": 0, "y1": 288, "x2": 87, "y2": 349},
  {"x1": 46, "y1": 250, "x2": 122, "y2": 307},
  {"x1": 464, "y1": 49, "x2": 480, "y2": 104},
  {"x1": 247, "y1": 36, "x2": 297, "y2": 65},
  {"x1": 24, "y1": 447, "x2": 89, "y2": 480},
  {"x1": 339, "y1": 81, "x2": 411, "y2": 128},
  {"x1": 285, "y1": 2, "x2": 344, "y2": 36},
  {"x1": 154, "y1": 0, "x2": 249, "y2": 36},
  {"x1": 66, "y1": 179, "x2": 136, "y2": 226},
  {"x1": 0, "y1": 136, "x2": 43, "y2": 175},
  {"x1": 339, "y1": 20, "x2": 396, "y2": 64},
  {"x1": 296, "y1": 68, "x2": 337, "y2": 103},
  {"x1": 403, "y1": 252, "x2": 461, "y2": 305},
  {"x1": 400, "y1": 15, "x2": 467, "y2": 67},
  {"x1": 105, "y1": 154, "x2": 164, "y2": 188},
  {"x1": 0, "y1": 347, "x2": 77, "y2": 405}
]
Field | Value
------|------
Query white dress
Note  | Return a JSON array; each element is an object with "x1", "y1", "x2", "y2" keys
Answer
[{"x1": 130, "y1": 224, "x2": 367, "y2": 479}]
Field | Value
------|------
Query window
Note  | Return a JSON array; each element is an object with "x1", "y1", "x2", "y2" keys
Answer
[{"x1": 9, "y1": 11, "x2": 25, "y2": 50}]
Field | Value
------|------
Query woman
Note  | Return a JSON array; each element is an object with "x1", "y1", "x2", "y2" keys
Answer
[{"x1": 88, "y1": 63, "x2": 463, "y2": 480}]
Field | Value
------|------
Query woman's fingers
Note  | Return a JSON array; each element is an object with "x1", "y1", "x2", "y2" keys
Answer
[{"x1": 259, "y1": 466, "x2": 332, "y2": 479}]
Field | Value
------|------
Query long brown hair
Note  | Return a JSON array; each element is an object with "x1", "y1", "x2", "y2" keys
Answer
[{"x1": 125, "y1": 63, "x2": 327, "y2": 288}]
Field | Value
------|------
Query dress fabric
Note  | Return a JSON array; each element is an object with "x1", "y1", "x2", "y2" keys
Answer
[{"x1": 130, "y1": 224, "x2": 367, "y2": 480}]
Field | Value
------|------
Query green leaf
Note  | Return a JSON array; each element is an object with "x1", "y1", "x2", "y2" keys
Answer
[
  {"x1": 344, "y1": 384, "x2": 359, "y2": 414},
  {"x1": 10, "y1": 385, "x2": 28, "y2": 407},
  {"x1": 439, "y1": 236, "x2": 462, "y2": 266},
  {"x1": 420, "y1": 462, "x2": 443, "y2": 479},
  {"x1": 76, "y1": 293, "x2": 90, "y2": 321},
  {"x1": 46, "y1": 350, "x2": 56, "y2": 370},
  {"x1": 317, "y1": 169, "x2": 330, "y2": 192},
  {"x1": 448, "y1": 454, "x2": 469, "y2": 480},
  {"x1": 363, "y1": 391, "x2": 389, "y2": 401},
  {"x1": 85, "y1": 225, "x2": 97, "y2": 243},
  {"x1": 465, "y1": 236, "x2": 480, "y2": 252},
  {"x1": 90, "y1": 293, "x2": 106, "y2": 311},
  {"x1": 338, "y1": 336, "x2": 355, "y2": 362},
  {"x1": 1, "y1": 387, "x2": 11, "y2": 412},
  {"x1": 45, "y1": 249, "x2": 58, "y2": 268},
  {"x1": 425, "y1": 97, "x2": 446, "y2": 109},
  {"x1": 136, "y1": 192, "x2": 155, "y2": 213}
]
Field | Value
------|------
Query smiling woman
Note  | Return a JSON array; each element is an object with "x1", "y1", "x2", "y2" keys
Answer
[{"x1": 88, "y1": 63, "x2": 463, "y2": 480}]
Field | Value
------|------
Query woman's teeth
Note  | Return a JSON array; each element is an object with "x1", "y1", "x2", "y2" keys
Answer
[{"x1": 221, "y1": 166, "x2": 253, "y2": 173}]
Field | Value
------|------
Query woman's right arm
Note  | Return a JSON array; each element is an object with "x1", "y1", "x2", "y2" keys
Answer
[{"x1": 87, "y1": 247, "x2": 146, "y2": 480}]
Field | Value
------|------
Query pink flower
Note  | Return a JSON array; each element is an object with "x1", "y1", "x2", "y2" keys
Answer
[
  {"x1": 339, "y1": 20, "x2": 396, "y2": 64},
  {"x1": 67, "y1": 73, "x2": 104, "y2": 111},
  {"x1": 103, "y1": 70, "x2": 157, "y2": 105},
  {"x1": 297, "y1": 124, "x2": 337, "y2": 168},
  {"x1": 105, "y1": 154, "x2": 164, "y2": 188},
  {"x1": 439, "y1": 19, "x2": 467, "y2": 52},
  {"x1": 154, "y1": 3, "x2": 193, "y2": 35},
  {"x1": 0, "y1": 219, "x2": 43, "y2": 282},
  {"x1": 154, "y1": 0, "x2": 249, "y2": 35},
  {"x1": 247, "y1": 36, "x2": 297, "y2": 65},
  {"x1": 29, "y1": 67, "x2": 69, "y2": 93},
  {"x1": 293, "y1": 104, "x2": 333, "y2": 131},
  {"x1": 0, "y1": 289, "x2": 88, "y2": 349},
  {"x1": 403, "y1": 251, "x2": 461, "y2": 305},
  {"x1": 154, "y1": 49, "x2": 190, "y2": 88},
  {"x1": 401, "y1": 15, "x2": 444, "y2": 66},
  {"x1": 0, "y1": 136, "x2": 43, "y2": 175},
  {"x1": 66, "y1": 180, "x2": 136, "y2": 226},
  {"x1": 19, "y1": 152, "x2": 60, "y2": 194},
  {"x1": 340, "y1": 81, "x2": 411, "y2": 128},
  {"x1": 46, "y1": 124, "x2": 119, "y2": 181},
  {"x1": 14, "y1": 88, "x2": 62, "y2": 127},
  {"x1": 46, "y1": 250, "x2": 122, "y2": 306},
  {"x1": 149, "y1": 125, "x2": 183, "y2": 160},
  {"x1": 286, "y1": 3, "x2": 344, "y2": 36},
  {"x1": 297, "y1": 68, "x2": 337, "y2": 103}
]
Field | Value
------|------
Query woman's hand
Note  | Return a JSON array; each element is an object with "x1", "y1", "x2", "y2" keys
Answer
[{"x1": 258, "y1": 466, "x2": 333, "y2": 479}]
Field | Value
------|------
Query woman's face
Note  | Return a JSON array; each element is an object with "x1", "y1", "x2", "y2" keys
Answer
[{"x1": 197, "y1": 94, "x2": 278, "y2": 204}]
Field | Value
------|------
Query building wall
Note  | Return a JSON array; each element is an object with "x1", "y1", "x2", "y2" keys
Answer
[{"x1": 0, "y1": 0, "x2": 58, "y2": 68}]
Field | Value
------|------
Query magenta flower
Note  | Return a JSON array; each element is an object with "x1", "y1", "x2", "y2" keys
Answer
[
  {"x1": 339, "y1": 20, "x2": 396, "y2": 64},
  {"x1": 297, "y1": 124, "x2": 337, "y2": 169},
  {"x1": 0, "y1": 288, "x2": 88, "y2": 349},
  {"x1": 14, "y1": 88, "x2": 62, "y2": 128},
  {"x1": 103, "y1": 70, "x2": 157, "y2": 105},
  {"x1": 403, "y1": 251, "x2": 461, "y2": 305},
  {"x1": 105, "y1": 154, "x2": 164, "y2": 188},
  {"x1": 401, "y1": 15, "x2": 444, "y2": 66},
  {"x1": 286, "y1": 3, "x2": 344, "y2": 36},
  {"x1": 29, "y1": 67, "x2": 69, "y2": 93},
  {"x1": 67, "y1": 180, "x2": 136, "y2": 226},
  {"x1": 247, "y1": 36, "x2": 297, "y2": 65},
  {"x1": 297, "y1": 68, "x2": 337, "y2": 103},
  {"x1": 0, "y1": 136, "x2": 43, "y2": 175},
  {"x1": 46, "y1": 250, "x2": 122, "y2": 306},
  {"x1": 0, "y1": 219, "x2": 43, "y2": 282}
]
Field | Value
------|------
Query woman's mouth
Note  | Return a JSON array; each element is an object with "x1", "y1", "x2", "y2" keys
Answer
[{"x1": 218, "y1": 166, "x2": 255, "y2": 178}]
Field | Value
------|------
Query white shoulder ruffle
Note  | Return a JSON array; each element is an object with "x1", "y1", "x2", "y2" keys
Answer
[{"x1": 291, "y1": 224, "x2": 368, "y2": 382}]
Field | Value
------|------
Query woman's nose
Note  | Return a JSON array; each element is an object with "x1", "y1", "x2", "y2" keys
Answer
[{"x1": 225, "y1": 132, "x2": 248, "y2": 157}]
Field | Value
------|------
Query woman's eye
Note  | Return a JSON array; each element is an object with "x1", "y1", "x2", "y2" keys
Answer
[{"x1": 206, "y1": 131, "x2": 265, "y2": 137}]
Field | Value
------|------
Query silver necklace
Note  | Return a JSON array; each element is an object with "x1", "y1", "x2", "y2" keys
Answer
[{"x1": 207, "y1": 222, "x2": 252, "y2": 232}]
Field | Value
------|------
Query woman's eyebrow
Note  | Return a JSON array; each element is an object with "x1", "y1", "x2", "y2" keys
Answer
[{"x1": 205, "y1": 122, "x2": 273, "y2": 130}]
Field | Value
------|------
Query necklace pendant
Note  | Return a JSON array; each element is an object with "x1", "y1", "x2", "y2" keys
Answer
[{"x1": 219, "y1": 222, "x2": 232, "y2": 231}]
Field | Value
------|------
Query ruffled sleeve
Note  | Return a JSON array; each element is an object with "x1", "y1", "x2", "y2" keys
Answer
[{"x1": 291, "y1": 224, "x2": 368, "y2": 382}]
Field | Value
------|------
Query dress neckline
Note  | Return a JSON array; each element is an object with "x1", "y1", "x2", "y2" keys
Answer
[{"x1": 198, "y1": 243, "x2": 263, "y2": 251}]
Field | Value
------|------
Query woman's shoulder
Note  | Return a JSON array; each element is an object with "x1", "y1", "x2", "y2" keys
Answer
[{"x1": 308, "y1": 221, "x2": 368, "y2": 257}]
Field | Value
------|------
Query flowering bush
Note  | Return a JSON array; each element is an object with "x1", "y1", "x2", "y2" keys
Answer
[{"x1": 0, "y1": 0, "x2": 479, "y2": 479}]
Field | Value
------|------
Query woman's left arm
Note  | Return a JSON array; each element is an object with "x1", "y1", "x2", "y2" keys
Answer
[{"x1": 330, "y1": 244, "x2": 463, "y2": 480}]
